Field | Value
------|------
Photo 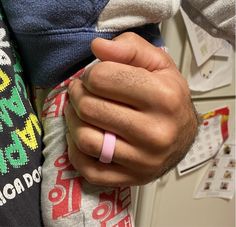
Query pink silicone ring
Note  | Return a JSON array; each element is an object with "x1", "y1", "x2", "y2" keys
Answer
[{"x1": 99, "y1": 131, "x2": 116, "y2": 163}]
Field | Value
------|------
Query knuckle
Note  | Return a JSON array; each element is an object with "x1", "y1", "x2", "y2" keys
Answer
[
  {"x1": 136, "y1": 152, "x2": 173, "y2": 181},
  {"x1": 136, "y1": 157, "x2": 160, "y2": 180},
  {"x1": 83, "y1": 170, "x2": 99, "y2": 185},
  {"x1": 142, "y1": 161, "x2": 158, "y2": 175},
  {"x1": 88, "y1": 63, "x2": 108, "y2": 91},
  {"x1": 148, "y1": 121, "x2": 178, "y2": 149},
  {"x1": 158, "y1": 124, "x2": 178, "y2": 148},
  {"x1": 78, "y1": 96, "x2": 96, "y2": 121},
  {"x1": 68, "y1": 81, "x2": 83, "y2": 102},
  {"x1": 167, "y1": 93, "x2": 182, "y2": 113},
  {"x1": 160, "y1": 82, "x2": 183, "y2": 114},
  {"x1": 77, "y1": 130, "x2": 97, "y2": 156}
]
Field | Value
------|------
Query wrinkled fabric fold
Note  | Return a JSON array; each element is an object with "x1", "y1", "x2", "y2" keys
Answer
[{"x1": 182, "y1": 0, "x2": 235, "y2": 45}]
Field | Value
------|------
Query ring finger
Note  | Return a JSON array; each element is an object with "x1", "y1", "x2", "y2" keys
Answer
[
  {"x1": 66, "y1": 133, "x2": 153, "y2": 186},
  {"x1": 65, "y1": 103, "x2": 159, "y2": 173}
]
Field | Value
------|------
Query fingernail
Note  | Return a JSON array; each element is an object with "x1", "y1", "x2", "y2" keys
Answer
[{"x1": 80, "y1": 59, "x2": 100, "y2": 82}]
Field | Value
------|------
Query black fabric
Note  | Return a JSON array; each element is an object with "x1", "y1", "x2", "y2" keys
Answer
[{"x1": 0, "y1": 9, "x2": 43, "y2": 227}]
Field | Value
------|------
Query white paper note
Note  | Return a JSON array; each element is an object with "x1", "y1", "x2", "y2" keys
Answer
[
  {"x1": 187, "y1": 49, "x2": 234, "y2": 92},
  {"x1": 181, "y1": 8, "x2": 224, "y2": 66}
]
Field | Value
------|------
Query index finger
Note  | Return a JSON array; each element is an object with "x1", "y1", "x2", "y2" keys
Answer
[{"x1": 76, "y1": 61, "x2": 160, "y2": 109}]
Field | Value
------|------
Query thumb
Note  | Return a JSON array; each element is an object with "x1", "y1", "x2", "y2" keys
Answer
[{"x1": 91, "y1": 32, "x2": 175, "y2": 71}]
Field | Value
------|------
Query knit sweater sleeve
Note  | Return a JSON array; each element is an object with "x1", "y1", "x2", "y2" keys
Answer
[{"x1": 181, "y1": 0, "x2": 235, "y2": 45}]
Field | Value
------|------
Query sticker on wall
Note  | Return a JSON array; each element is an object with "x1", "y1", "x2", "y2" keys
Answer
[
  {"x1": 193, "y1": 143, "x2": 235, "y2": 200},
  {"x1": 177, "y1": 106, "x2": 229, "y2": 176}
]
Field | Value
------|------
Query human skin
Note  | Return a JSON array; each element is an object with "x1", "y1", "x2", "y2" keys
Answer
[{"x1": 64, "y1": 32, "x2": 199, "y2": 187}]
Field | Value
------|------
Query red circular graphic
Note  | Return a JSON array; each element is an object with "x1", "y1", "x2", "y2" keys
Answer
[
  {"x1": 92, "y1": 202, "x2": 113, "y2": 221},
  {"x1": 54, "y1": 154, "x2": 69, "y2": 167},
  {"x1": 48, "y1": 185, "x2": 66, "y2": 204}
]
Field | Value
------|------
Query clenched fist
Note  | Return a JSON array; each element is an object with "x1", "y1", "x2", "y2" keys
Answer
[{"x1": 64, "y1": 32, "x2": 199, "y2": 186}]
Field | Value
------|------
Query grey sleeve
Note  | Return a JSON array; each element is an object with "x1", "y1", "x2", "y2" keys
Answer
[{"x1": 181, "y1": 0, "x2": 235, "y2": 45}]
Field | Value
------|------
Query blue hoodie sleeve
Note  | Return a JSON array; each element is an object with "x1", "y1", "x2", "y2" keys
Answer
[{"x1": 1, "y1": 0, "x2": 163, "y2": 87}]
